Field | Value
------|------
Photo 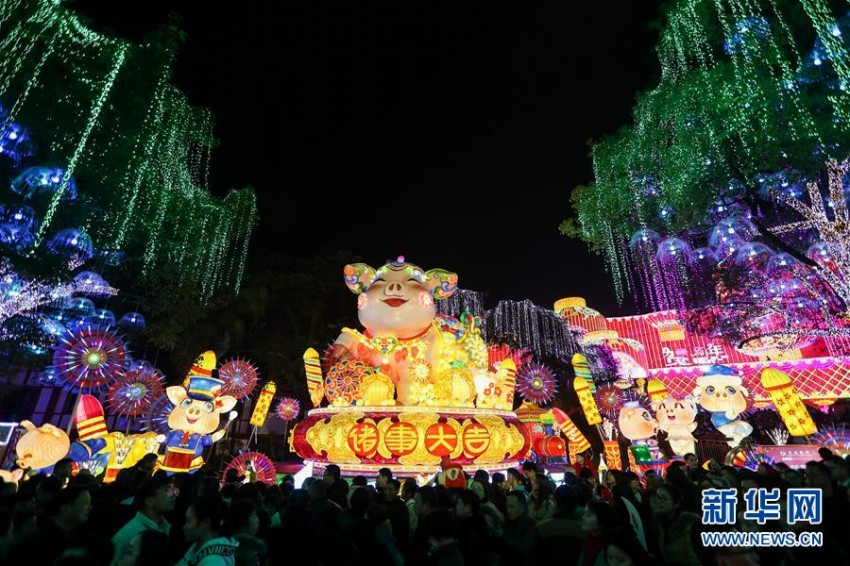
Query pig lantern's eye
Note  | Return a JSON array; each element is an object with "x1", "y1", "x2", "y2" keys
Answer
[
  {"x1": 706, "y1": 386, "x2": 715, "y2": 395},
  {"x1": 203, "y1": 401, "x2": 215, "y2": 413},
  {"x1": 725, "y1": 386, "x2": 737, "y2": 395},
  {"x1": 180, "y1": 398, "x2": 192, "y2": 410},
  {"x1": 642, "y1": 412, "x2": 652, "y2": 421}
]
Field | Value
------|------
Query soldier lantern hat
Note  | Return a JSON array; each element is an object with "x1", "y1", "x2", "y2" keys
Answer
[{"x1": 186, "y1": 375, "x2": 224, "y2": 402}]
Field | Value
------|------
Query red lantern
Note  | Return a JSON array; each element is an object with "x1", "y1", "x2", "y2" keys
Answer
[
  {"x1": 425, "y1": 423, "x2": 458, "y2": 457},
  {"x1": 533, "y1": 436, "x2": 566, "y2": 457}
]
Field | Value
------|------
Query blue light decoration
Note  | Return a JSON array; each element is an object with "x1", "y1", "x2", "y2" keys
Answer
[
  {"x1": 11, "y1": 166, "x2": 77, "y2": 201},
  {"x1": 127, "y1": 358, "x2": 153, "y2": 373},
  {"x1": 758, "y1": 170, "x2": 806, "y2": 200},
  {"x1": 86, "y1": 308, "x2": 115, "y2": 329},
  {"x1": 35, "y1": 367, "x2": 61, "y2": 387},
  {"x1": 0, "y1": 204, "x2": 38, "y2": 231},
  {"x1": 118, "y1": 312, "x2": 146, "y2": 332},
  {"x1": 40, "y1": 316, "x2": 68, "y2": 339},
  {"x1": 66, "y1": 297, "x2": 96, "y2": 317},
  {"x1": 765, "y1": 252, "x2": 801, "y2": 278},
  {"x1": 734, "y1": 242, "x2": 775, "y2": 271},
  {"x1": 806, "y1": 242, "x2": 835, "y2": 266},
  {"x1": 724, "y1": 16, "x2": 771, "y2": 56},
  {"x1": 98, "y1": 248, "x2": 126, "y2": 266},
  {"x1": 46, "y1": 228, "x2": 94, "y2": 260},
  {"x1": 73, "y1": 271, "x2": 113, "y2": 297},
  {"x1": 656, "y1": 237, "x2": 694, "y2": 265},
  {"x1": 628, "y1": 228, "x2": 661, "y2": 254},
  {"x1": 0, "y1": 122, "x2": 35, "y2": 164},
  {"x1": 73, "y1": 271, "x2": 104, "y2": 288},
  {"x1": 0, "y1": 223, "x2": 35, "y2": 251}
]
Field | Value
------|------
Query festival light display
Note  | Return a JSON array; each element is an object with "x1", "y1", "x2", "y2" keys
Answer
[
  {"x1": 219, "y1": 358, "x2": 259, "y2": 401},
  {"x1": 563, "y1": 0, "x2": 850, "y2": 351},
  {"x1": 249, "y1": 381, "x2": 276, "y2": 427},
  {"x1": 0, "y1": 0, "x2": 257, "y2": 300},
  {"x1": 106, "y1": 366, "x2": 165, "y2": 418},
  {"x1": 760, "y1": 368, "x2": 817, "y2": 437},
  {"x1": 291, "y1": 259, "x2": 531, "y2": 473},
  {"x1": 222, "y1": 452, "x2": 277, "y2": 486}
]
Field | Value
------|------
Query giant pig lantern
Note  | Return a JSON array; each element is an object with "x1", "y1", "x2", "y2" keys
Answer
[
  {"x1": 291, "y1": 258, "x2": 531, "y2": 475},
  {"x1": 693, "y1": 364, "x2": 753, "y2": 447},
  {"x1": 158, "y1": 375, "x2": 237, "y2": 473},
  {"x1": 330, "y1": 258, "x2": 488, "y2": 407}
]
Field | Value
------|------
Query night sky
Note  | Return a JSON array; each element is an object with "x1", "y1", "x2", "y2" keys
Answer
[{"x1": 80, "y1": 1, "x2": 662, "y2": 316}]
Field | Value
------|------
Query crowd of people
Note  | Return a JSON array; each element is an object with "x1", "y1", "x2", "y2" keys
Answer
[{"x1": 0, "y1": 448, "x2": 848, "y2": 565}]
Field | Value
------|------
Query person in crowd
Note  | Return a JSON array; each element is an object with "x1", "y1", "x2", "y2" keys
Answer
[
  {"x1": 521, "y1": 461, "x2": 538, "y2": 484},
  {"x1": 572, "y1": 450, "x2": 596, "y2": 478},
  {"x1": 53, "y1": 458, "x2": 75, "y2": 486},
  {"x1": 377, "y1": 468, "x2": 393, "y2": 489},
  {"x1": 579, "y1": 500, "x2": 619, "y2": 566},
  {"x1": 112, "y1": 475, "x2": 177, "y2": 565},
  {"x1": 401, "y1": 478, "x2": 418, "y2": 537},
  {"x1": 409, "y1": 486, "x2": 439, "y2": 566},
  {"x1": 381, "y1": 478, "x2": 410, "y2": 555},
  {"x1": 367, "y1": 504, "x2": 405, "y2": 566},
  {"x1": 493, "y1": 491, "x2": 536, "y2": 565},
  {"x1": 115, "y1": 530, "x2": 173, "y2": 566},
  {"x1": 323, "y1": 464, "x2": 349, "y2": 509},
  {"x1": 506, "y1": 468, "x2": 528, "y2": 492},
  {"x1": 528, "y1": 474, "x2": 555, "y2": 521},
  {"x1": 604, "y1": 526, "x2": 657, "y2": 566},
  {"x1": 424, "y1": 507, "x2": 464, "y2": 566},
  {"x1": 177, "y1": 496, "x2": 238, "y2": 566},
  {"x1": 535, "y1": 485, "x2": 583, "y2": 562},
  {"x1": 650, "y1": 484, "x2": 702, "y2": 565},
  {"x1": 453, "y1": 488, "x2": 493, "y2": 566},
  {"x1": 11, "y1": 485, "x2": 92, "y2": 564},
  {"x1": 228, "y1": 499, "x2": 267, "y2": 566}
]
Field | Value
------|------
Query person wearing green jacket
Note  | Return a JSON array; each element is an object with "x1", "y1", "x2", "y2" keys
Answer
[{"x1": 112, "y1": 475, "x2": 177, "y2": 566}]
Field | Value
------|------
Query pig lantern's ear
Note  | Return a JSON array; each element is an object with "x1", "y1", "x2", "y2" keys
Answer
[
  {"x1": 424, "y1": 269, "x2": 458, "y2": 300},
  {"x1": 167, "y1": 386, "x2": 188, "y2": 406},
  {"x1": 343, "y1": 263, "x2": 376, "y2": 295},
  {"x1": 215, "y1": 395, "x2": 237, "y2": 413}
]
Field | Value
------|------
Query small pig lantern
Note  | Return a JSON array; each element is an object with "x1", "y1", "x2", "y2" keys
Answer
[
  {"x1": 158, "y1": 375, "x2": 237, "y2": 474},
  {"x1": 15, "y1": 421, "x2": 71, "y2": 471},
  {"x1": 693, "y1": 364, "x2": 752, "y2": 448}
]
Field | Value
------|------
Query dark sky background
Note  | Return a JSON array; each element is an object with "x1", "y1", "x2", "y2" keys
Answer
[{"x1": 79, "y1": 1, "x2": 662, "y2": 316}]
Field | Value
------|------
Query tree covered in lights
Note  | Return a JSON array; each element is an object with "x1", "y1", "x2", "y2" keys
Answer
[
  {"x1": 0, "y1": 0, "x2": 257, "y2": 303},
  {"x1": 0, "y1": 1, "x2": 257, "y2": 369},
  {"x1": 563, "y1": 0, "x2": 850, "y2": 350}
]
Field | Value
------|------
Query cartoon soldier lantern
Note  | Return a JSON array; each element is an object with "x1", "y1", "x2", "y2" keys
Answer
[{"x1": 158, "y1": 375, "x2": 237, "y2": 474}]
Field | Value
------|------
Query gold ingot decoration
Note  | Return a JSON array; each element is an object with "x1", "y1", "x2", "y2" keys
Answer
[
  {"x1": 358, "y1": 372, "x2": 396, "y2": 406},
  {"x1": 305, "y1": 411, "x2": 364, "y2": 464},
  {"x1": 433, "y1": 368, "x2": 476, "y2": 408},
  {"x1": 472, "y1": 415, "x2": 526, "y2": 465}
]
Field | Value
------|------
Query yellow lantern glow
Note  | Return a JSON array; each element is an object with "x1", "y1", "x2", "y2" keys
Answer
[
  {"x1": 646, "y1": 379, "x2": 669, "y2": 403},
  {"x1": 500, "y1": 358, "x2": 517, "y2": 408},
  {"x1": 250, "y1": 381, "x2": 276, "y2": 427},
  {"x1": 574, "y1": 376, "x2": 602, "y2": 425},
  {"x1": 760, "y1": 368, "x2": 817, "y2": 437},
  {"x1": 303, "y1": 348, "x2": 324, "y2": 408}
]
